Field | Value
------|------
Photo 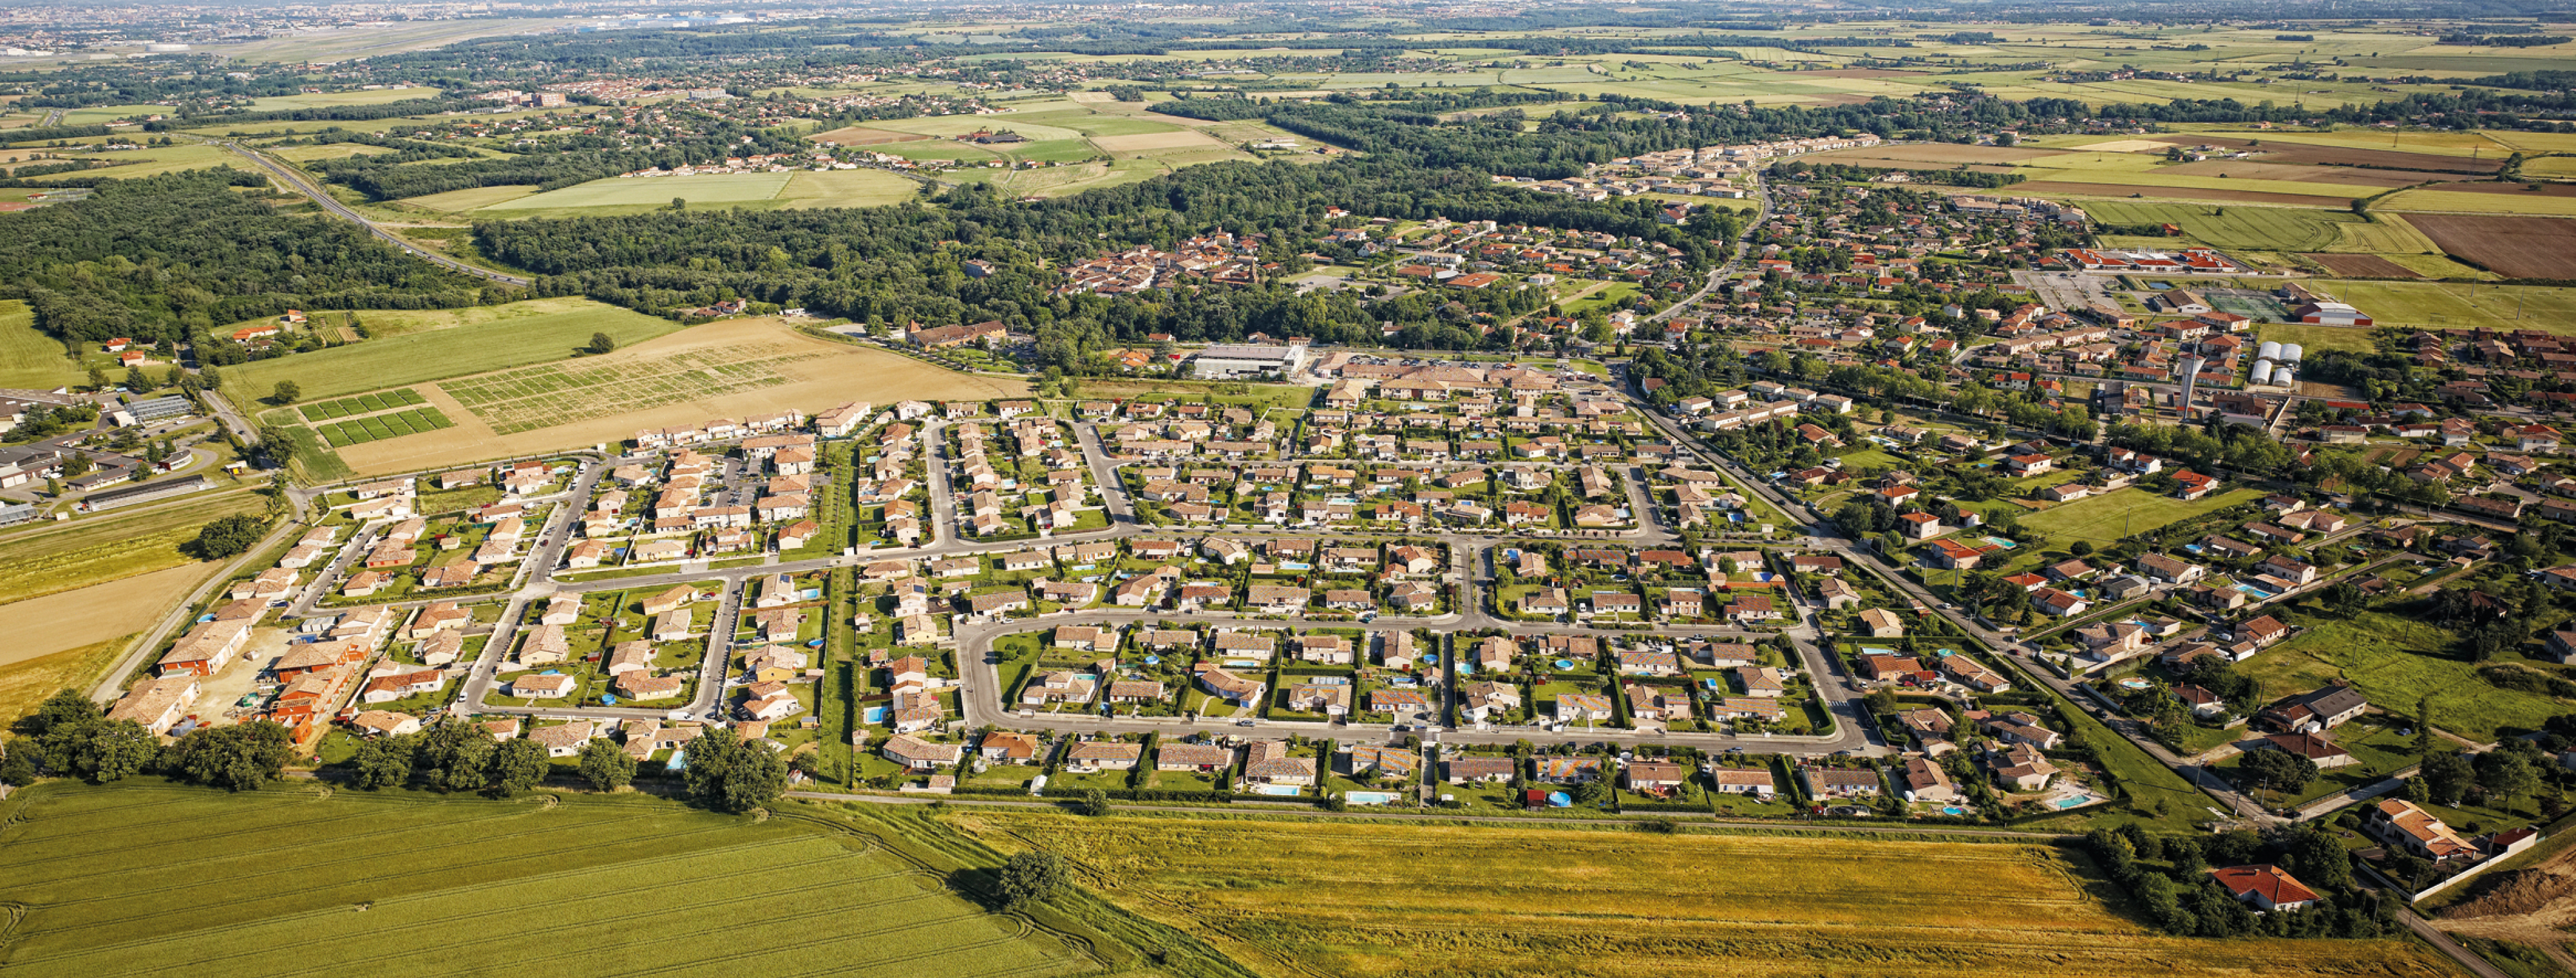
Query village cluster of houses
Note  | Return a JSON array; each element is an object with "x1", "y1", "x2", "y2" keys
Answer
[
  {"x1": 1056, "y1": 232, "x2": 1268, "y2": 294},
  {"x1": 1506, "y1": 135, "x2": 1884, "y2": 203},
  {"x1": 946, "y1": 412, "x2": 1096, "y2": 537}
]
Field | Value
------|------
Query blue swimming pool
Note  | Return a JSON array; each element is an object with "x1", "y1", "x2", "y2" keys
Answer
[
  {"x1": 1942, "y1": 805, "x2": 1969, "y2": 816},
  {"x1": 1347, "y1": 791, "x2": 1401, "y2": 806},
  {"x1": 2233, "y1": 583, "x2": 2273, "y2": 597},
  {"x1": 2056, "y1": 794, "x2": 2098, "y2": 809},
  {"x1": 1252, "y1": 784, "x2": 1302, "y2": 797},
  {"x1": 1984, "y1": 536, "x2": 2018, "y2": 550}
]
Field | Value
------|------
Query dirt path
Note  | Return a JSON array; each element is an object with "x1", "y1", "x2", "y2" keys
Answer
[{"x1": 2432, "y1": 842, "x2": 2576, "y2": 971}]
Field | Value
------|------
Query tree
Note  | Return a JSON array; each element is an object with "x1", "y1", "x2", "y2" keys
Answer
[
  {"x1": 1572, "y1": 778, "x2": 1611, "y2": 807},
  {"x1": 996, "y1": 850, "x2": 1066, "y2": 910},
  {"x1": 0, "y1": 742, "x2": 35, "y2": 785},
  {"x1": 578, "y1": 738, "x2": 637, "y2": 792},
  {"x1": 50, "y1": 718, "x2": 156, "y2": 782},
  {"x1": 124, "y1": 365, "x2": 152, "y2": 391},
  {"x1": 484, "y1": 738, "x2": 551, "y2": 798},
  {"x1": 681, "y1": 728, "x2": 787, "y2": 813},
  {"x1": 348, "y1": 735, "x2": 415, "y2": 789},
  {"x1": 27, "y1": 687, "x2": 100, "y2": 735},
  {"x1": 2236, "y1": 746, "x2": 2318, "y2": 803},
  {"x1": 2289, "y1": 829, "x2": 2352, "y2": 890},
  {"x1": 417, "y1": 720, "x2": 497, "y2": 793},
  {"x1": 269, "y1": 380, "x2": 300, "y2": 404},
  {"x1": 2069, "y1": 541, "x2": 2095, "y2": 557},
  {"x1": 2477, "y1": 749, "x2": 2540, "y2": 813},
  {"x1": 188, "y1": 514, "x2": 268, "y2": 560},
  {"x1": 584, "y1": 332, "x2": 617, "y2": 355},
  {"x1": 672, "y1": 197, "x2": 687, "y2": 211},
  {"x1": 163, "y1": 720, "x2": 294, "y2": 791},
  {"x1": 1075, "y1": 787, "x2": 1112, "y2": 816},
  {"x1": 86, "y1": 366, "x2": 109, "y2": 390},
  {"x1": 2419, "y1": 751, "x2": 2476, "y2": 806}
]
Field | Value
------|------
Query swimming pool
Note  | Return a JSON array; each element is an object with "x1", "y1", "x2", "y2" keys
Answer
[
  {"x1": 1941, "y1": 805, "x2": 1969, "y2": 816},
  {"x1": 2056, "y1": 794, "x2": 2098, "y2": 809},
  {"x1": 2116, "y1": 677, "x2": 2151, "y2": 690},
  {"x1": 1983, "y1": 536, "x2": 2018, "y2": 550},
  {"x1": 1252, "y1": 784, "x2": 1302, "y2": 797},
  {"x1": 2233, "y1": 583, "x2": 2274, "y2": 597},
  {"x1": 1346, "y1": 791, "x2": 1401, "y2": 806},
  {"x1": 1861, "y1": 647, "x2": 1895, "y2": 656},
  {"x1": 1278, "y1": 561, "x2": 1311, "y2": 571}
]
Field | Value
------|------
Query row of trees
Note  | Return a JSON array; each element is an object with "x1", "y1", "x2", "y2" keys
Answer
[{"x1": 3, "y1": 690, "x2": 292, "y2": 791}]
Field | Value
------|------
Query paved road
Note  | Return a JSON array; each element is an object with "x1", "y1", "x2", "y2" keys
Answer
[{"x1": 213, "y1": 140, "x2": 533, "y2": 287}]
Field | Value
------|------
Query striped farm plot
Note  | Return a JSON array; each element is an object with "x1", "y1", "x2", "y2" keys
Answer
[
  {"x1": 0, "y1": 782, "x2": 1088, "y2": 978},
  {"x1": 298, "y1": 387, "x2": 429, "y2": 422},
  {"x1": 316, "y1": 405, "x2": 456, "y2": 448},
  {"x1": 439, "y1": 341, "x2": 826, "y2": 435}
]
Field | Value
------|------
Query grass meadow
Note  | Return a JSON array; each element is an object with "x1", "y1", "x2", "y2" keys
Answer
[
  {"x1": 952, "y1": 813, "x2": 2458, "y2": 978},
  {"x1": 223, "y1": 298, "x2": 681, "y2": 402},
  {"x1": 2018, "y1": 487, "x2": 2262, "y2": 552},
  {"x1": 0, "y1": 491, "x2": 265, "y2": 605},
  {"x1": 2236, "y1": 610, "x2": 2564, "y2": 744},
  {"x1": 0, "y1": 782, "x2": 1092, "y2": 978},
  {"x1": 0, "y1": 299, "x2": 85, "y2": 390}
]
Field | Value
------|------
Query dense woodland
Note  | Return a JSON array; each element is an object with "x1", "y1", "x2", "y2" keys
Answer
[{"x1": 0, "y1": 171, "x2": 491, "y2": 346}]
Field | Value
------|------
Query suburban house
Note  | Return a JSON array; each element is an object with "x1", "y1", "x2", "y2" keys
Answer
[
  {"x1": 2257, "y1": 685, "x2": 2368, "y2": 733},
  {"x1": 2209, "y1": 865, "x2": 2319, "y2": 912}
]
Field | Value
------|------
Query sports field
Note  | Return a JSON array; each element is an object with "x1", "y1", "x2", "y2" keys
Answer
[
  {"x1": 223, "y1": 298, "x2": 683, "y2": 402},
  {"x1": 0, "y1": 299, "x2": 85, "y2": 389},
  {"x1": 2018, "y1": 487, "x2": 2261, "y2": 551},
  {"x1": 0, "y1": 782, "x2": 1090, "y2": 978},
  {"x1": 954, "y1": 813, "x2": 2456, "y2": 978}
]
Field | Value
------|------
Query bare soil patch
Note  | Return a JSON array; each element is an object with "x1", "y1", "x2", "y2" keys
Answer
[
  {"x1": 810, "y1": 126, "x2": 931, "y2": 146},
  {"x1": 2407, "y1": 214, "x2": 2576, "y2": 279},
  {"x1": 2152, "y1": 135, "x2": 2504, "y2": 173},
  {"x1": 2304, "y1": 252, "x2": 2421, "y2": 277},
  {"x1": 2016, "y1": 181, "x2": 2361, "y2": 206},
  {"x1": 334, "y1": 317, "x2": 1026, "y2": 475},
  {"x1": 1091, "y1": 130, "x2": 1222, "y2": 152},
  {"x1": 0, "y1": 563, "x2": 214, "y2": 666},
  {"x1": 2434, "y1": 848, "x2": 2576, "y2": 971}
]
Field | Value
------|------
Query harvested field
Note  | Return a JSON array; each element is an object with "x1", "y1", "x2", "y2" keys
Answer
[
  {"x1": 1798, "y1": 68, "x2": 1928, "y2": 79},
  {"x1": 0, "y1": 491, "x2": 264, "y2": 607},
  {"x1": 952, "y1": 812, "x2": 2458, "y2": 978},
  {"x1": 0, "y1": 564, "x2": 217, "y2": 667},
  {"x1": 0, "y1": 636, "x2": 128, "y2": 728},
  {"x1": 1090, "y1": 130, "x2": 1221, "y2": 152},
  {"x1": 334, "y1": 317, "x2": 1024, "y2": 475},
  {"x1": 1806, "y1": 144, "x2": 2065, "y2": 165},
  {"x1": 2072, "y1": 139, "x2": 2175, "y2": 153},
  {"x1": 2018, "y1": 182, "x2": 2361, "y2": 206},
  {"x1": 810, "y1": 126, "x2": 933, "y2": 145},
  {"x1": 2406, "y1": 214, "x2": 2576, "y2": 279},
  {"x1": 2304, "y1": 252, "x2": 2421, "y2": 277},
  {"x1": 2159, "y1": 159, "x2": 2462, "y2": 187},
  {"x1": 2154, "y1": 135, "x2": 2504, "y2": 173},
  {"x1": 0, "y1": 784, "x2": 1090, "y2": 978}
]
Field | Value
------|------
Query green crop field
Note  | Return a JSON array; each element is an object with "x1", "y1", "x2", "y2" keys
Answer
[
  {"x1": 952, "y1": 812, "x2": 2456, "y2": 978},
  {"x1": 398, "y1": 184, "x2": 538, "y2": 212},
  {"x1": 2079, "y1": 202, "x2": 2410, "y2": 253},
  {"x1": 22, "y1": 144, "x2": 252, "y2": 183},
  {"x1": 2236, "y1": 611, "x2": 2563, "y2": 744},
  {"x1": 2258, "y1": 323, "x2": 2377, "y2": 355},
  {"x1": 479, "y1": 172, "x2": 794, "y2": 211},
  {"x1": 299, "y1": 387, "x2": 428, "y2": 421},
  {"x1": 320, "y1": 405, "x2": 454, "y2": 447},
  {"x1": 2018, "y1": 487, "x2": 2261, "y2": 551},
  {"x1": 0, "y1": 299, "x2": 86, "y2": 390},
  {"x1": 2314, "y1": 279, "x2": 2576, "y2": 334},
  {"x1": 225, "y1": 298, "x2": 681, "y2": 402},
  {"x1": 0, "y1": 782, "x2": 1091, "y2": 978},
  {"x1": 2383, "y1": 187, "x2": 2576, "y2": 217},
  {"x1": 778, "y1": 168, "x2": 923, "y2": 207}
]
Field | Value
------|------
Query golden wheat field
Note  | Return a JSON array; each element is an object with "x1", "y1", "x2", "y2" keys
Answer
[{"x1": 949, "y1": 814, "x2": 2459, "y2": 978}]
